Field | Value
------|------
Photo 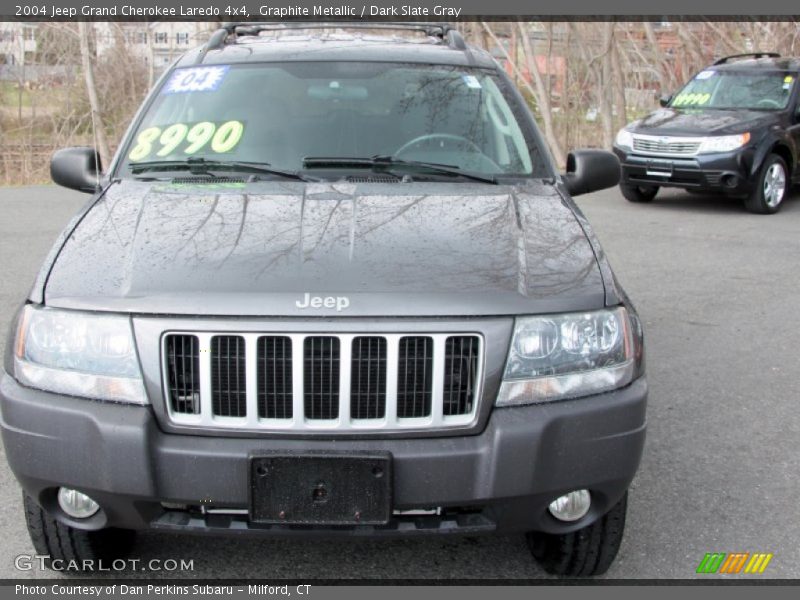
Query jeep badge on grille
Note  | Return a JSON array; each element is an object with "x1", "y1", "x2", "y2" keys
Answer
[{"x1": 295, "y1": 293, "x2": 351, "y2": 311}]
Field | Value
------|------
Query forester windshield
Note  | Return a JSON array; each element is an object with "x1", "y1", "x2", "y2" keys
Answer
[
  {"x1": 120, "y1": 62, "x2": 544, "y2": 177},
  {"x1": 670, "y1": 69, "x2": 795, "y2": 110}
]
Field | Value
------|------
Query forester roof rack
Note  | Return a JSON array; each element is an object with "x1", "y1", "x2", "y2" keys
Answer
[
  {"x1": 713, "y1": 52, "x2": 780, "y2": 65},
  {"x1": 198, "y1": 21, "x2": 466, "y2": 57}
]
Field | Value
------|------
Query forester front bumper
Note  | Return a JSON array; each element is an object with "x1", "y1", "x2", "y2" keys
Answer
[
  {"x1": 613, "y1": 145, "x2": 756, "y2": 195},
  {"x1": 0, "y1": 372, "x2": 646, "y2": 538}
]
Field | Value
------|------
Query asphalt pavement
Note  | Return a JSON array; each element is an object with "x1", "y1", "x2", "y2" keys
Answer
[{"x1": 0, "y1": 184, "x2": 798, "y2": 579}]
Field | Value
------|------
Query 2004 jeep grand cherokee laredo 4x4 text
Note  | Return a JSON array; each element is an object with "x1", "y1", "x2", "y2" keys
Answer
[{"x1": 0, "y1": 23, "x2": 646, "y2": 577}]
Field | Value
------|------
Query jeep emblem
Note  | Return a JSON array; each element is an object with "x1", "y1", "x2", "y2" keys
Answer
[{"x1": 295, "y1": 293, "x2": 350, "y2": 311}]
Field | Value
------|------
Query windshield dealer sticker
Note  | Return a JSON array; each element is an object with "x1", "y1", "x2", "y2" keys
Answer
[
  {"x1": 163, "y1": 66, "x2": 229, "y2": 94},
  {"x1": 463, "y1": 75, "x2": 482, "y2": 89},
  {"x1": 672, "y1": 92, "x2": 711, "y2": 107},
  {"x1": 128, "y1": 120, "x2": 245, "y2": 162},
  {"x1": 695, "y1": 70, "x2": 715, "y2": 80}
]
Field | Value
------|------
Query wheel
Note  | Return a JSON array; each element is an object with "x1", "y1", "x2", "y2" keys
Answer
[
  {"x1": 745, "y1": 154, "x2": 788, "y2": 214},
  {"x1": 620, "y1": 184, "x2": 658, "y2": 203},
  {"x1": 23, "y1": 494, "x2": 135, "y2": 569},
  {"x1": 527, "y1": 492, "x2": 627, "y2": 577}
]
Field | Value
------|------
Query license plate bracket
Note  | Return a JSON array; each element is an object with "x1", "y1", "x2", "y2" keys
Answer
[
  {"x1": 646, "y1": 160, "x2": 674, "y2": 177},
  {"x1": 249, "y1": 452, "x2": 392, "y2": 525}
]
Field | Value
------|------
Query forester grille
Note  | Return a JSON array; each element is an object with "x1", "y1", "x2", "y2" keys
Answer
[
  {"x1": 162, "y1": 332, "x2": 483, "y2": 432},
  {"x1": 632, "y1": 135, "x2": 701, "y2": 156},
  {"x1": 166, "y1": 334, "x2": 200, "y2": 414}
]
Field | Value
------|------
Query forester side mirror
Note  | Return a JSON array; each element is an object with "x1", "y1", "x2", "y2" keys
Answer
[
  {"x1": 562, "y1": 150, "x2": 621, "y2": 197},
  {"x1": 50, "y1": 147, "x2": 101, "y2": 193},
  {"x1": 659, "y1": 94, "x2": 672, "y2": 107}
]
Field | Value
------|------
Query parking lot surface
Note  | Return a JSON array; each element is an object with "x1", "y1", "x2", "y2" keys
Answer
[{"x1": 0, "y1": 185, "x2": 798, "y2": 579}]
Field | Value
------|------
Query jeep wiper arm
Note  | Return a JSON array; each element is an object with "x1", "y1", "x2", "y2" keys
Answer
[
  {"x1": 302, "y1": 155, "x2": 498, "y2": 184},
  {"x1": 130, "y1": 158, "x2": 309, "y2": 181}
]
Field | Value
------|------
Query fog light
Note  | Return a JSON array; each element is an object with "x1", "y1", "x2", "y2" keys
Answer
[
  {"x1": 548, "y1": 489, "x2": 591, "y2": 522},
  {"x1": 57, "y1": 488, "x2": 99, "y2": 519}
]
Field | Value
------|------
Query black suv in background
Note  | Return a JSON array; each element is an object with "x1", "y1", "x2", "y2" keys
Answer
[{"x1": 614, "y1": 53, "x2": 800, "y2": 213}]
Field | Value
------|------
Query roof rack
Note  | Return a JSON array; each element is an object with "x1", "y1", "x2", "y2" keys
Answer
[
  {"x1": 713, "y1": 52, "x2": 780, "y2": 65},
  {"x1": 196, "y1": 21, "x2": 466, "y2": 59}
]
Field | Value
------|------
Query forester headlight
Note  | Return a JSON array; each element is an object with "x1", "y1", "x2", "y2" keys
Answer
[
  {"x1": 497, "y1": 307, "x2": 635, "y2": 406},
  {"x1": 698, "y1": 132, "x2": 750, "y2": 154},
  {"x1": 13, "y1": 305, "x2": 147, "y2": 404},
  {"x1": 614, "y1": 128, "x2": 634, "y2": 148}
]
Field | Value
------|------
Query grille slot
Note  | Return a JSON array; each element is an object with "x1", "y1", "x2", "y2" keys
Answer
[
  {"x1": 304, "y1": 336, "x2": 340, "y2": 420},
  {"x1": 163, "y1": 332, "x2": 482, "y2": 432},
  {"x1": 166, "y1": 335, "x2": 200, "y2": 414},
  {"x1": 443, "y1": 336, "x2": 480, "y2": 416},
  {"x1": 397, "y1": 336, "x2": 433, "y2": 418},
  {"x1": 257, "y1": 336, "x2": 293, "y2": 419},
  {"x1": 211, "y1": 336, "x2": 247, "y2": 417},
  {"x1": 350, "y1": 336, "x2": 387, "y2": 419}
]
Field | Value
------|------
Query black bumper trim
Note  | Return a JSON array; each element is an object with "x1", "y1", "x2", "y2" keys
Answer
[{"x1": 152, "y1": 510, "x2": 496, "y2": 538}]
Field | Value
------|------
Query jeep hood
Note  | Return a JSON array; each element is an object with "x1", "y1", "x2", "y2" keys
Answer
[
  {"x1": 43, "y1": 179, "x2": 606, "y2": 317},
  {"x1": 631, "y1": 107, "x2": 777, "y2": 136}
]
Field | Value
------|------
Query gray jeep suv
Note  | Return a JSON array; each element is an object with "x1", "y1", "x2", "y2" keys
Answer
[{"x1": 0, "y1": 23, "x2": 646, "y2": 577}]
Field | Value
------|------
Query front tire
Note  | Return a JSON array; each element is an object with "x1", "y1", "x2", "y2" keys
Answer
[
  {"x1": 620, "y1": 184, "x2": 658, "y2": 203},
  {"x1": 23, "y1": 494, "x2": 136, "y2": 569},
  {"x1": 745, "y1": 154, "x2": 788, "y2": 214},
  {"x1": 527, "y1": 492, "x2": 627, "y2": 577}
]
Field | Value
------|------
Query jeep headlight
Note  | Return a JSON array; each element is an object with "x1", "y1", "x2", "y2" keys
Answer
[
  {"x1": 13, "y1": 305, "x2": 147, "y2": 404},
  {"x1": 496, "y1": 307, "x2": 635, "y2": 406},
  {"x1": 614, "y1": 128, "x2": 633, "y2": 148},
  {"x1": 698, "y1": 132, "x2": 750, "y2": 154}
]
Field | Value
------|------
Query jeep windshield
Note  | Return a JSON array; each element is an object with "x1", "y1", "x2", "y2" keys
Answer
[
  {"x1": 118, "y1": 62, "x2": 546, "y2": 180},
  {"x1": 670, "y1": 70, "x2": 795, "y2": 110}
]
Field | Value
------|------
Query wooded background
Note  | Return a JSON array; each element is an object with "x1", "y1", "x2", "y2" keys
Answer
[{"x1": 2, "y1": 21, "x2": 800, "y2": 185}]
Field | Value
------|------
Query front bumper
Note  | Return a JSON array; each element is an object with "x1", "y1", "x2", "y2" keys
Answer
[
  {"x1": 0, "y1": 372, "x2": 646, "y2": 538},
  {"x1": 613, "y1": 145, "x2": 755, "y2": 194}
]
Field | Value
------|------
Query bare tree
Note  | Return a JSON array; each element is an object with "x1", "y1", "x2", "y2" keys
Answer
[
  {"x1": 516, "y1": 23, "x2": 565, "y2": 165},
  {"x1": 78, "y1": 21, "x2": 111, "y2": 168}
]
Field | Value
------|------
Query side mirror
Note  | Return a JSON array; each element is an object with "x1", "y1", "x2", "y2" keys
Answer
[
  {"x1": 659, "y1": 94, "x2": 672, "y2": 108},
  {"x1": 562, "y1": 150, "x2": 620, "y2": 197},
  {"x1": 50, "y1": 147, "x2": 101, "y2": 193}
]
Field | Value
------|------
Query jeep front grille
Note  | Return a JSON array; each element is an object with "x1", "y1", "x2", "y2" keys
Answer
[
  {"x1": 163, "y1": 332, "x2": 483, "y2": 432},
  {"x1": 632, "y1": 135, "x2": 701, "y2": 156}
]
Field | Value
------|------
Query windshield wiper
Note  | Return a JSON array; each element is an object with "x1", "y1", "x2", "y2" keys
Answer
[
  {"x1": 129, "y1": 158, "x2": 310, "y2": 181},
  {"x1": 302, "y1": 155, "x2": 498, "y2": 184}
]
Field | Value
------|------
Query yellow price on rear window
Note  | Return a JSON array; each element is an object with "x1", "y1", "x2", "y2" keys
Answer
[
  {"x1": 673, "y1": 93, "x2": 711, "y2": 107},
  {"x1": 128, "y1": 120, "x2": 245, "y2": 162}
]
